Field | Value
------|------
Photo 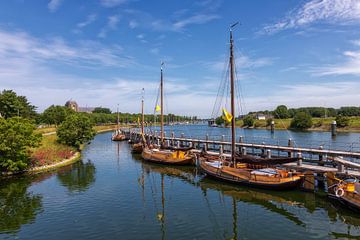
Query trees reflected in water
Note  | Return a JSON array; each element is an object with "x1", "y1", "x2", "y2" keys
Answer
[
  {"x1": 0, "y1": 177, "x2": 43, "y2": 234},
  {"x1": 57, "y1": 160, "x2": 96, "y2": 193}
]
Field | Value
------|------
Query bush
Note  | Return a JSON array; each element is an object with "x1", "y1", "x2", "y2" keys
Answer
[
  {"x1": 57, "y1": 114, "x2": 96, "y2": 149},
  {"x1": 335, "y1": 115, "x2": 350, "y2": 128},
  {"x1": 273, "y1": 105, "x2": 289, "y2": 119},
  {"x1": 243, "y1": 115, "x2": 255, "y2": 127},
  {"x1": 290, "y1": 112, "x2": 312, "y2": 130},
  {"x1": 0, "y1": 117, "x2": 42, "y2": 172},
  {"x1": 266, "y1": 118, "x2": 274, "y2": 126}
]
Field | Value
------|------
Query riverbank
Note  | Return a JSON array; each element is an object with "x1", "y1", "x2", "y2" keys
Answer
[{"x1": 236, "y1": 117, "x2": 360, "y2": 133}]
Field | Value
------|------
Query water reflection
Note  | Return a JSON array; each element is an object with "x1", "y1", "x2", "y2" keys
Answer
[
  {"x1": 57, "y1": 160, "x2": 96, "y2": 193},
  {"x1": 0, "y1": 176, "x2": 43, "y2": 234},
  {"x1": 139, "y1": 161, "x2": 360, "y2": 239}
]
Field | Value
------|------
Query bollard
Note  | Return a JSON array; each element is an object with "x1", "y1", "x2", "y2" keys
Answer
[
  {"x1": 177, "y1": 141, "x2": 180, "y2": 148},
  {"x1": 189, "y1": 141, "x2": 193, "y2": 148},
  {"x1": 319, "y1": 145, "x2": 324, "y2": 166},
  {"x1": 266, "y1": 149, "x2": 271, "y2": 159},
  {"x1": 288, "y1": 138, "x2": 294, "y2": 158},
  {"x1": 331, "y1": 121, "x2": 337, "y2": 137},
  {"x1": 297, "y1": 152, "x2": 303, "y2": 166},
  {"x1": 270, "y1": 121, "x2": 275, "y2": 134}
]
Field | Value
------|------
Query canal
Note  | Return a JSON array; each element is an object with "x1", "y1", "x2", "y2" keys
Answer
[{"x1": 1, "y1": 127, "x2": 360, "y2": 239}]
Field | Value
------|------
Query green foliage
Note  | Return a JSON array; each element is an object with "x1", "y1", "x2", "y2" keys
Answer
[
  {"x1": 266, "y1": 118, "x2": 274, "y2": 126},
  {"x1": 215, "y1": 116, "x2": 224, "y2": 126},
  {"x1": 243, "y1": 115, "x2": 255, "y2": 127},
  {"x1": 92, "y1": 107, "x2": 112, "y2": 114},
  {"x1": 337, "y1": 107, "x2": 360, "y2": 117},
  {"x1": 274, "y1": 105, "x2": 289, "y2": 119},
  {"x1": 0, "y1": 90, "x2": 36, "y2": 119},
  {"x1": 41, "y1": 105, "x2": 74, "y2": 125},
  {"x1": 57, "y1": 114, "x2": 96, "y2": 149},
  {"x1": 290, "y1": 112, "x2": 313, "y2": 130},
  {"x1": 335, "y1": 115, "x2": 350, "y2": 128},
  {"x1": 0, "y1": 117, "x2": 42, "y2": 172}
]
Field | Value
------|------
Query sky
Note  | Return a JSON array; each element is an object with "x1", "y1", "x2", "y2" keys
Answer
[{"x1": 0, "y1": 0, "x2": 360, "y2": 117}]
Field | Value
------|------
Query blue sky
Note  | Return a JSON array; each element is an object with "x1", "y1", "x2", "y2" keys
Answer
[{"x1": 0, "y1": 0, "x2": 360, "y2": 117}]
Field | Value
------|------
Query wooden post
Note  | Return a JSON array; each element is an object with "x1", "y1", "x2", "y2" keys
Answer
[
  {"x1": 261, "y1": 142, "x2": 265, "y2": 156},
  {"x1": 319, "y1": 145, "x2": 324, "y2": 166},
  {"x1": 288, "y1": 138, "x2": 294, "y2": 158},
  {"x1": 331, "y1": 120, "x2": 337, "y2": 137},
  {"x1": 297, "y1": 152, "x2": 302, "y2": 166},
  {"x1": 205, "y1": 134, "x2": 209, "y2": 151},
  {"x1": 241, "y1": 147, "x2": 247, "y2": 155},
  {"x1": 219, "y1": 145, "x2": 223, "y2": 155},
  {"x1": 221, "y1": 135, "x2": 225, "y2": 152},
  {"x1": 266, "y1": 149, "x2": 271, "y2": 159},
  {"x1": 171, "y1": 132, "x2": 175, "y2": 146},
  {"x1": 181, "y1": 133, "x2": 184, "y2": 147},
  {"x1": 238, "y1": 136, "x2": 243, "y2": 152},
  {"x1": 270, "y1": 120, "x2": 275, "y2": 134},
  {"x1": 176, "y1": 140, "x2": 180, "y2": 148},
  {"x1": 338, "y1": 163, "x2": 345, "y2": 173}
]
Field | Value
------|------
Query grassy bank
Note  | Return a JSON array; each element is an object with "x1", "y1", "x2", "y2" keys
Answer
[{"x1": 236, "y1": 117, "x2": 360, "y2": 132}]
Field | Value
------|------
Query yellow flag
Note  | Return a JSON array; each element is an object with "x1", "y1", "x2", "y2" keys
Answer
[
  {"x1": 222, "y1": 108, "x2": 233, "y2": 122},
  {"x1": 137, "y1": 117, "x2": 140, "y2": 125},
  {"x1": 155, "y1": 105, "x2": 161, "y2": 112}
]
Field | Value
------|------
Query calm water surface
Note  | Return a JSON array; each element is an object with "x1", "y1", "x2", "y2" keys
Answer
[{"x1": 1, "y1": 127, "x2": 360, "y2": 240}]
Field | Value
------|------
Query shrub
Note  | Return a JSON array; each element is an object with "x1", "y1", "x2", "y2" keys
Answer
[
  {"x1": 243, "y1": 115, "x2": 255, "y2": 127},
  {"x1": 290, "y1": 112, "x2": 312, "y2": 130},
  {"x1": 335, "y1": 115, "x2": 350, "y2": 128},
  {"x1": 0, "y1": 117, "x2": 42, "y2": 172},
  {"x1": 57, "y1": 114, "x2": 96, "y2": 149}
]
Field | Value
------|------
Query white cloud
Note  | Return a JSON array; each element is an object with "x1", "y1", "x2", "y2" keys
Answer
[
  {"x1": 172, "y1": 14, "x2": 220, "y2": 31},
  {"x1": 48, "y1": 0, "x2": 63, "y2": 13},
  {"x1": 129, "y1": 20, "x2": 138, "y2": 29},
  {"x1": 77, "y1": 14, "x2": 97, "y2": 28},
  {"x1": 262, "y1": 0, "x2": 360, "y2": 34},
  {"x1": 312, "y1": 39, "x2": 360, "y2": 76},
  {"x1": 98, "y1": 15, "x2": 120, "y2": 38},
  {"x1": 100, "y1": 0, "x2": 128, "y2": 7}
]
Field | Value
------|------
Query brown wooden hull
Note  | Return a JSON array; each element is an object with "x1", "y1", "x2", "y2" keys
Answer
[
  {"x1": 112, "y1": 134, "x2": 126, "y2": 141},
  {"x1": 199, "y1": 160, "x2": 303, "y2": 190},
  {"x1": 141, "y1": 148, "x2": 194, "y2": 165},
  {"x1": 329, "y1": 191, "x2": 360, "y2": 212},
  {"x1": 131, "y1": 143, "x2": 143, "y2": 153}
]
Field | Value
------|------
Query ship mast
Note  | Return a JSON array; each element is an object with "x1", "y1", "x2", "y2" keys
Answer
[
  {"x1": 141, "y1": 88, "x2": 145, "y2": 135},
  {"x1": 117, "y1": 104, "x2": 120, "y2": 131},
  {"x1": 230, "y1": 22, "x2": 238, "y2": 163},
  {"x1": 160, "y1": 62, "x2": 164, "y2": 142}
]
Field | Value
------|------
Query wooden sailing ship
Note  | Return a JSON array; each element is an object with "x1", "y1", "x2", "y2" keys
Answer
[
  {"x1": 112, "y1": 105, "x2": 126, "y2": 141},
  {"x1": 327, "y1": 172, "x2": 360, "y2": 211},
  {"x1": 199, "y1": 23, "x2": 303, "y2": 190},
  {"x1": 141, "y1": 63, "x2": 194, "y2": 165},
  {"x1": 131, "y1": 89, "x2": 145, "y2": 153}
]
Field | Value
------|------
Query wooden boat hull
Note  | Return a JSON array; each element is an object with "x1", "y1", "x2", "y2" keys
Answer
[
  {"x1": 328, "y1": 190, "x2": 360, "y2": 211},
  {"x1": 112, "y1": 134, "x2": 126, "y2": 141},
  {"x1": 131, "y1": 143, "x2": 143, "y2": 153},
  {"x1": 141, "y1": 148, "x2": 194, "y2": 165},
  {"x1": 199, "y1": 160, "x2": 303, "y2": 190}
]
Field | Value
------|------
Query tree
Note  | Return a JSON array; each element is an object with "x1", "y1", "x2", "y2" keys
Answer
[
  {"x1": 243, "y1": 115, "x2": 255, "y2": 127},
  {"x1": 273, "y1": 105, "x2": 289, "y2": 119},
  {"x1": 41, "y1": 105, "x2": 74, "y2": 126},
  {"x1": 92, "y1": 107, "x2": 111, "y2": 114},
  {"x1": 335, "y1": 115, "x2": 350, "y2": 128},
  {"x1": 290, "y1": 112, "x2": 312, "y2": 130},
  {"x1": 57, "y1": 114, "x2": 96, "y2": 149},
  {"x1": 0, "y1": 90, "x2": 36, "y2": 119},
  {"x1": 0, "y1": 117, "x2": 42, "y2": 172}
]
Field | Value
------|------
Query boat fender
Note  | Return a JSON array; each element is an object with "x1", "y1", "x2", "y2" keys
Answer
[{"x1": 335, "y1": 187, "x2": 345, "y2": 197}]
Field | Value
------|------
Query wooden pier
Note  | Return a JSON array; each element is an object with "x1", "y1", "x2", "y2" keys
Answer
[{"x1": 127, "y1": 130, "x2": 360, "y2": 177}]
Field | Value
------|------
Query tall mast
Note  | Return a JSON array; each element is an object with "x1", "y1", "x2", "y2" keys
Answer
[
  {"x1": 160, "y1": 62, "x2": 164, "y2": 142},
  {"x1": 117, "y1": 104, "x2": 119, "y2": 130},
  {"x1": 230, "y1": 24, "x2": 236, "y2": 163},
  {"x1": 141, "y1": 88, "x2": 145, "y2": 135}
]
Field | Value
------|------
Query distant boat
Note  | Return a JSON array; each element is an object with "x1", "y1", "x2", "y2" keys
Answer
[
  {"x1": 141, "y1": 63, "x2": 194, "y2": 165},
  {"x1": 131, "y1": 89, "x2": 145, "y2": 153},
  {"x1": 199, "y1": 23, "x2": 303, "y2": 190},
  {"x1": 112, "y1": 105, "x2": 126, "y2": 141}
]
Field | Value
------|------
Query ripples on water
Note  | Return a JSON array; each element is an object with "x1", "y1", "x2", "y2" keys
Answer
[{"x1": 1, "y1": 129, "x2": 360, "y2": 240}]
